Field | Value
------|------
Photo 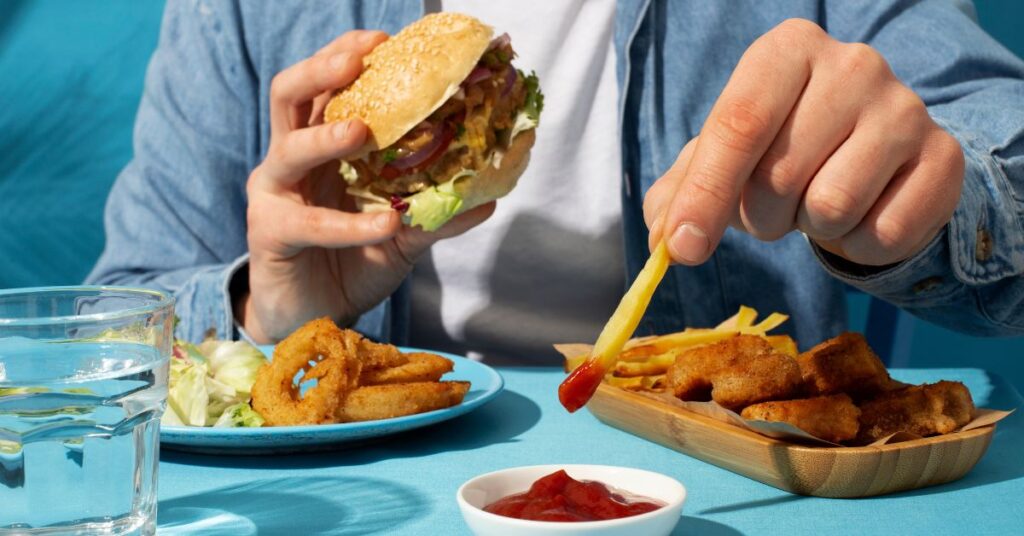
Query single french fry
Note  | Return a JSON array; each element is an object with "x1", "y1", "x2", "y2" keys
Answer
[
  {"x1": 605, "y1": 376, "x2": 645, "y2": 390},
  {"x1": 714, "y1": 311, "x2": 740, "y2": 330},
  {"x1": 606, "y1": 374, "x2": 666, "y2": 391},
  {"x1": 559, "y1": 242, "x2": 671, "y2": 411},
  {"x1": 618, "y1": 344, "x2": 665, "y2": 362},
  {"x1": 641, "y1": 329, "x2": 738, "y2": 354},
  {"x1": 735, "y1": 305, "x2": 759, "y2": 329},
  {"x1": 646, "y1": 374, "x2": 666, "y2": 390},
  {"x1": 766, "y1": 334, "x2": 798, "y2": 357},
  {"x1": 614, "y1": 358, "x2": 672, "y2": 377},
  {"x1": 622, "y1": 334, "x2": 658, "y2": 350},
  {"x1": 742, "y1": 312, "x2": 789, "y2": 335}
]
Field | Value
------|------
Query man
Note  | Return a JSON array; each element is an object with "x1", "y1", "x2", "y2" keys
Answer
[{"x1": 88, "y1": 1, "x2": 1024, "y2": 363}]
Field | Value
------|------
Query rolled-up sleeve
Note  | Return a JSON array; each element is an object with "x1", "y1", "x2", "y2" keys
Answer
[
  {"x1": 816, "y1": 0, "x2": 1024, "y2": 336},
  {"x1": 86, "y1": 0, "x2": 257, "y2": 341}
]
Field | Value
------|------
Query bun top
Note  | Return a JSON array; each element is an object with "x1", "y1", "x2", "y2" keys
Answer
[{"x1": 324, "y1": 13, "x2": 493, "y2": 158}]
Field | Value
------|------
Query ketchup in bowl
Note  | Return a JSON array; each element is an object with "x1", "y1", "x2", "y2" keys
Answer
[{"x1": 483, "y1": 469, "x2": 664, "y2": 522}]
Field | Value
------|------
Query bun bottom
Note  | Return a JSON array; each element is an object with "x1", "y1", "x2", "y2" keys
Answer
[{"x1": 351, "y1": 128, "x2": 536, "y2": 228}]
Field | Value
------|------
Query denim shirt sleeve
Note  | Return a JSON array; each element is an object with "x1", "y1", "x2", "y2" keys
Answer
[
  {"x1": 85, "y1": 1, "x2": 256, "y2": 342},
  {"x1": 815, "y1": 0, "x2": 1024, "y2": 335}
]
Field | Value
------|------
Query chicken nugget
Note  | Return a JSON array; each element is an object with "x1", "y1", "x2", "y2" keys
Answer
[
  {"x1": 360, "y1": 352, "x2": 454, "y2": 385},
  {"x1": 856, "y1": 381, "x2": 974, "y2": 444},
  {"x1": 667, "y1": 335, "x2": 771, "y2": 399},
  {"x1": 667, "y1": 335, "x2": 802, "y2": 410},
  {"x1": 797, "y1": 332, "x2": 890, "y2": 398},
  {"x1": 741, "y1": 394, "x2": 861, "y2": 443},
  {"x1": 335, "y1": 381, "x2": 470, "y2": 422}
]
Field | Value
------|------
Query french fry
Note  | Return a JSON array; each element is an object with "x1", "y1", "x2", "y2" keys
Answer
[
  {"x1": 606, "y1": 374, "x2": 665, "y2": 391},
  {"x1": 617, "y1": 344, "x2": 666, "y2": 362},
  {"x1": 714, "y1": 305, "x2": 757, "y2": 330},
  {"x1": 637, "y1": 329, "x2": 739, "y2": 354},
  {"x1": 766, "y1": 334, "x2": 798, "y2": 357},
  {"x1": 613, "y1": 354, "x2": 676, "y2": 377},
  {"x1": 605, "y1": 376, "x2": 645, "y2": 390},
  {"x1": 558, "y1": 242, "x2": 671, "y2": 412},
  {"x1": 735, "y1": 305, "x2": 759, "y2": 329},
  {"x1": 742, "y1": 312, "x2": 789, "y2": 335}
]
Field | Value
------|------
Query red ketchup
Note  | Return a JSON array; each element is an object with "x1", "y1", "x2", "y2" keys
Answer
[
  {"x1": 483, "y1": 470, "x2": 664, "y2": 522},
  {"x1": 558, "y1": 360, "x2": 605, "y2": 413}
]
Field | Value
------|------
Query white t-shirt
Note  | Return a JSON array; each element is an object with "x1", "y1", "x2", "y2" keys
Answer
[{"x1": 410, "y1": 0, "x2": 623, "y2": 365}]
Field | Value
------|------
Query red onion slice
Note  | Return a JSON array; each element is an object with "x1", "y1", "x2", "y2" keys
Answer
[
  {"x1": 389, "y1": 123, "x2": 453, "y2": 171},
  {"x1": 390, "y1": 195, "x2": 410, "y2": 213},
  {"x1": 463, "y1": 66, "x2": 492, "y2": 86},
  {"x1": 488, "y1": 33, "x2": 511, "y2": 50},
  {"x1": 501, "y1": 66, "x2": 517, "y2": 97}
]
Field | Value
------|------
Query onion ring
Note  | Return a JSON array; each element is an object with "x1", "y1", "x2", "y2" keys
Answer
[
  {"x1": 339, "y1": 329, "x2": 407, "y2": 370},
  {"x1": 251, "y1": 318, "x2": 360, "y2": 426}
]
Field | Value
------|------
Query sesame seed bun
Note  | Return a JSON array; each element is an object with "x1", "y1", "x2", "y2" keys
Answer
[{"x1": 324, "y1": 13, "x2": 493, "y2": 158}]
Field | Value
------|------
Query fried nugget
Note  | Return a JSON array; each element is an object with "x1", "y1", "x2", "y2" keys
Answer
[
  {"x1": 741, "y1": 394, "x2": 861, "y2": 443},
  {"x1": 856, "y1": 381, "x2": 974, "y2": 444},
  {"x1": 797, "y1": 332, "x2": 890, "y2": 398},
  {"x1": 360, "y1": 352, "x2": 454, "y2": 385},
  {"x1": 335, "y1": 381, "x2": 470, "y2": 422},
  {"x1": 666, "y1": 335, "x2": 802, "y2": 410}
]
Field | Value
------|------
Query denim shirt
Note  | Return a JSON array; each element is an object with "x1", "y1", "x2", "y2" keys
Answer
[{"x1": 87, "y1": 0, "x2": 1024, "y2": 347}]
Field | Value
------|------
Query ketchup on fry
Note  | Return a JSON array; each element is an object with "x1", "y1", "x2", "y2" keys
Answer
[
  {"x1": 483, "y1": 470, "x2": 663, "y2": 522},
  {"x1": 558, "y1": 360, "x2": 605, "y2": 413}
]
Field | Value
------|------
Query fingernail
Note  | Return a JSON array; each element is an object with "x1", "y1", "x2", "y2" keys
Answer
[
  {"x1": 374, "y1": 212, "x2": 393, "y2": 231},
  {"x1": 329, "y1": 52, "x2": 350, "y2": 70},
  {"x1": 332, "y1": 121, "x2": 351, "y2": 140},
  {"x1": 358, "y1": 31, "x2": 379, "y2": 45},
  {"x1": 669, "y1": 223, "x2": 710, "y2": 264}
]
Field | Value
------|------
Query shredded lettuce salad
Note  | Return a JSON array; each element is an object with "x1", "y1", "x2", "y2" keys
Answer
[{"x1": 163, "y1": 339, "x2": 267, "y2": 428}]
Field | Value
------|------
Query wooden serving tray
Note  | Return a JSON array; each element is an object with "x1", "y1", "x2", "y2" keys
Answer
[{"x1": 587, "y1": 384, "x2": 995, "y2": 498}]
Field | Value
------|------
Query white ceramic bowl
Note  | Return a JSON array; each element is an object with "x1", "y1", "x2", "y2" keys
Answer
[{"x1": 456, "y1": 464, "x2": 686, "y2": 536}]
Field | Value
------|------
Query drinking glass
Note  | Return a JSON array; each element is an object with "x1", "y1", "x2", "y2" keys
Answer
[{"x1": 0, "y1": 287, "x2": 174, "y2": 535}]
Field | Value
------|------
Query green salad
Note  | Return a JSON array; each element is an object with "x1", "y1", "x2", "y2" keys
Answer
[{"x1": 163, "y1": 339, "x2": 267, "y2": 428}]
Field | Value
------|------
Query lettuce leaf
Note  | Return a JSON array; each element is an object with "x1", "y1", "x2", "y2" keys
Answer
[
  {"x1": 165, "y1": 339, "x2": 268, "y2": 427},
  {"x1": 405, "y1": 169, "x2": 476, "y2": 231},
  {"x1": 511, "y1": 70, "x2": 544, "y2": 140},
  {"x1": 213, "y1": 402, "x2": 266, "y2": 428},
  {"x1": 205, "y1": 341, "x2": 266, "y2": 395}
]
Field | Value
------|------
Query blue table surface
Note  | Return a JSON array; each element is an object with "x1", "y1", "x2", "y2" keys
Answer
[{"x1": 156, "y1": 368, "x2": 1024, "y2": 535}]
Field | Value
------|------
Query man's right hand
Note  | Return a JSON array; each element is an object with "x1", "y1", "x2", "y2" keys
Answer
[{"x1": 241, "y1": 30, "x2": 494, "y2": 343}]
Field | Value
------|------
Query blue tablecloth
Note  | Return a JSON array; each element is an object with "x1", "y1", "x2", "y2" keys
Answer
[{"x1": 156, "y1": 368, "x2": 1023, "y2": 535}]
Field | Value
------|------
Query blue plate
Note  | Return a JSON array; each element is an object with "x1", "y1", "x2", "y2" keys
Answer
[{"x1": 160, "y1": 346, "x2": 503, "y2": 455}]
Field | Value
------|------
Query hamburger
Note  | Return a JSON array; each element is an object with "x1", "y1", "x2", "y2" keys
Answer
[{"x1": 324, "y1": 13, "x2": 543, "y2": 231}]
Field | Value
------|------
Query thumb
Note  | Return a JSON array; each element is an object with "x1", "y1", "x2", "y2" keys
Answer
[
  {"x1": 659, "y1": 140, "x2": 745, "y2": 266},
  {"x1": 646, "y1": 137, "x2": 699, "y2": 251}
]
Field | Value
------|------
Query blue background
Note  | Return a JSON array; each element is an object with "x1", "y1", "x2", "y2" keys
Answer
[{"x1": 1, "y1": 0, "x2": 1021, "y2": 385}]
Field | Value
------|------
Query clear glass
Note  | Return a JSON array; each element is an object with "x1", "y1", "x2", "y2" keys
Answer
[{"x1": 0, "y1": 287, "x2": 174, "y2": 535}]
